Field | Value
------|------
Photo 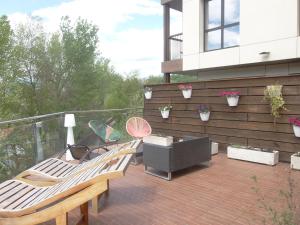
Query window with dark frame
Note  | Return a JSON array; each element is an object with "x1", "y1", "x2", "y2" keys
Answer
[{"x1": 205, "y1": 0, "x2": 240, "y2": 51}]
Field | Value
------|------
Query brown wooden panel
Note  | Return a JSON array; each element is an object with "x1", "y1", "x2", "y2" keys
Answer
[
  {"x1": 247, "y1": 139, "x2": 299, "y2": 154},
  {"x1": 205, "y1": 75, "x2": 300, "y2": 88},
  {"x1": 248, "y1": 85, "x2": 300, "y2": 96},
  {"x1": 152, "y1": 87, "x2": 248, "y2": 98},
  {"x1": 209, "y1": 134, "x2": 247, "y2": 146},
  {"x1": 149, "y1": 121, "x2": 205, "y2": 133},
  {"x1": 148, "y1": 95, "x2": 300, "y2": 105},
  {"x1": 207, "y1": 120, "x2": 292, "y2": 133},
  {"x1": 247, "y1": 113, "x2": 296, "y2": 124},
  {"x1": 206, "y1": 127, "x2": 300, "y2": 144},
  {"x1": 149, "y1": 82, "x2": 205, "y2": 91},
  {"x1": 144, "y1": 75, "x2": 300, "y2": 162}
]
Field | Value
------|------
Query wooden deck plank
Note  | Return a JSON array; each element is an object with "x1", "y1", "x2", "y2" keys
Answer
[{"x1": 43, "y1": 154, "x2": 300, "y2": 225}]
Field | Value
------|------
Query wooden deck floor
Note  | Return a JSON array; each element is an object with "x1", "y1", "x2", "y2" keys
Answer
[{"x1": 48, "y1": 154, "x2": 300, "y2": 225}]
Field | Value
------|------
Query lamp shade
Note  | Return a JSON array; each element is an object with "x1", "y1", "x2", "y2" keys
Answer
[{"x1": 64, "y1": 114, "x2": 76, "y2": 127}]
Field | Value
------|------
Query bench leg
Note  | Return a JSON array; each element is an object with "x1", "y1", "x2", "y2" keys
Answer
[
  {"x1": 56, "y1": 213, "x2": 68, "y2": 225},
  {"x1": 92, "y1": 195, "x2": 101, "y2": 214},
  {"x1": 106, "y1": 180, "x2": 110, "y2": 196},
  {"x1": 79, "y1": 202, "x2": 88, "y2": 225}
]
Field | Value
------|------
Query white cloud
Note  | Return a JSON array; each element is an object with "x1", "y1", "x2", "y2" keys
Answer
[{"x1": 7, "y1": 0, "x2": 179, "y2": 78}]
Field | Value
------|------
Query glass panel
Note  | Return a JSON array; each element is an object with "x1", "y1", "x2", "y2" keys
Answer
[
  {"x1": 206, "y1": 29, "x2": 222, "y2": 51},
  {"x1": 224, "y1": 0, "x2": 240, "y2": 25},
  {"x1": 224, "y1": 25, "x2": 240, "y2": 48},
  {"x1": 0, "y1": 108, "x2": 143, "y2": 182},
  {"x1": 206, "y1": 0, "x2": 222, "y2": 29}
]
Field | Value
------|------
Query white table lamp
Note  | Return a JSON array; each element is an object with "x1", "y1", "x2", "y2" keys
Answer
[{"x1": 64, "y1": 114, "x2": 76, "y2": 161}]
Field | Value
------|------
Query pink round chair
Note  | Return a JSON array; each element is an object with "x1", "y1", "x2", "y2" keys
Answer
[{"x1": 126, "y1": 117, "x2": 152, "y2": 138}]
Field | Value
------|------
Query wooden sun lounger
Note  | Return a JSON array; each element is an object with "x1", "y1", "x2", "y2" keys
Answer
[
  {"x1": 16, "y1": 140, "x2": 141, "y2": 185},
  {"x1": 0, "y1": 152, "x2": 134, "y2": 225}
]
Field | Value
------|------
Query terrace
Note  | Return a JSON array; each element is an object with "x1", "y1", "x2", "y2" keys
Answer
[
  {"x1": 0, "y1": 105, "x2": 299, "y2": 225},
  {"x1": 47, "y1": 154, "x2": 299, "y2": 225}
]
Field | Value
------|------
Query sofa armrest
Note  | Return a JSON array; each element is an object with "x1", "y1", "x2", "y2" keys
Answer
[{"x1": 143, "y1": 143, "x2": 172, "y2": 172}]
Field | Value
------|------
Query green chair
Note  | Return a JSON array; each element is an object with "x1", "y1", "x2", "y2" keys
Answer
[{"x1": 88, "y1": 120, "x2": 121, "y2": 151}]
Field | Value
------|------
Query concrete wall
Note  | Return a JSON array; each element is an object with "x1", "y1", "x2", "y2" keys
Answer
[{"x1": 182, "y1": 0, "x2": 300, "y2": 72}]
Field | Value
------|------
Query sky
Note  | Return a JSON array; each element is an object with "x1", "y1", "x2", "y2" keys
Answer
[{"x1": 0, "y1": 0, "x2": 182, "y2": 78}]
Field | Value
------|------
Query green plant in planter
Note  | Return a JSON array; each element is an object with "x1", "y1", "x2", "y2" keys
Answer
[
  {"x1": 264, "y1": 85, "x2": 287, "y2": 123},
  {"x1": 158, "y1": 105, "x2": 172, "y2": 111}
]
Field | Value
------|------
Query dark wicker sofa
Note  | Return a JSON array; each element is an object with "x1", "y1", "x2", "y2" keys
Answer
[{"x1": 143, "y1": 136, "x2": 211, "y2": 180}]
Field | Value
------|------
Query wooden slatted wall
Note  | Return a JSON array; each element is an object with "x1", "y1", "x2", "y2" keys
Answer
[{"x1": 143, "y1": 75, "x2": 300, "y2": 162}]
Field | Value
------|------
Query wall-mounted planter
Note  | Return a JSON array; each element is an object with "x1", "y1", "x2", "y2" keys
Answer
[
  {"x1": 226, "y1": 96, "x2": 239, "y2": 107},
  {"x1": 144, "y1": 91, "x2": 152, "y2": 99},
  {"x1": 178, "y1": 84, "x2": 192, "y2": 99},
  {"x1": 200, "y1": 112, "x2": 210, "y2": 121},
  {"x1": 220, "y1": 91, "x2": 240, "y2": 107},
  {"x1": 291, "y1": 153, "x2": 300, "y2": 170},
  {"x1": 288, "y1": 117, "x2": 300, "y2": 137},
  {"x1": 182, "y1": 89, "x2": 192, "y2": 99},
  {"x1": 227, "y1": 146, "x2": 279, "y2": 166},
  {"x1": 161, "y1": 110, "x2": 170, "y2": 119},
  {"x1": 144, "y1": 87, "x2": 152, "y2": 99},
  {"x1": 211, "y1": 142, "x2": 218, "y2": 155},
  {"x1": 292, "y1": 125, "x2": 300, "y2": 137}
]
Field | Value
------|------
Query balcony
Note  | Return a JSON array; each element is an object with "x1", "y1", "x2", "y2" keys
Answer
[
  {"x1": 0, "y1": 108, "x2": 142, "y2": 182},
  {"x1": 169, "y1": 33, "x2": 183, "y2": 60}
]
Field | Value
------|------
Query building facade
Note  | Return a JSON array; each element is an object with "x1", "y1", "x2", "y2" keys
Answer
[{"x1": 162, "y1": 0, "x2": 300, "y2": 81}]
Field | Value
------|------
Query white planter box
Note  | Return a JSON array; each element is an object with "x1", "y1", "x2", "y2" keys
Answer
[
  {"x1": 227, "y1": 146, "x2": 279, "y2": 166},
  {"x1": 292, "y1": 125, "x2": 300, "y2": 137},
  {"x1": 161, "y1": 110, "x2": 170, "y2": 119},
  {"x1": 143, "y1": 135, "x2": 173, "y2": 146},
  {"x1": 211, "y1": 142, "x2": 218, "y2": 155},
  {"x1": 291, "y1": 153, "x2": 300, "y2": 170},
  {"x1": 200, "y1": 112, "x2": 210, "y2": 121},
  {"x1": 144, "y1": 91, "x2": 152, "y2": 99},
  {"x1": 182, "y1": 89, "x2": 192, "y2": 99},
  {"x1": 226, "y1": 96, "x2": 239, "y2": 107}
]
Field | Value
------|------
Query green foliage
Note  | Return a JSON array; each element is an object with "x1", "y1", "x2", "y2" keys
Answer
[
  {"x1": 159, "y1": 105, "x2": 172, "y2": 111},
  {"x1": 264, "y1": 85, "x2": 287, "y2": 123},
  {"x1": 0, "y1": 16, "x2": 143, "y2": 120},
  {"x1": 251, "y1": 175, "x2": 299, "y2": 225}
]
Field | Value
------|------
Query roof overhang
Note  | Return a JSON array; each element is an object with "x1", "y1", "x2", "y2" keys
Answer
[{"x1": 161, "y1": 0, "x2": 182, "y2": 12}]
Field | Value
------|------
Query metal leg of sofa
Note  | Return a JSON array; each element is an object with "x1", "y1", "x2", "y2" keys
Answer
[
  {"x1": 199, "y1": 160, "x2": 211, "y2": 167},
  {"x1": 144, "y1": 165, "x2": 172, "y2": 181}
]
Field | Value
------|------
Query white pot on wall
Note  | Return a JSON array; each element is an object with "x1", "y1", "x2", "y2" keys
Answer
[
  {"x1": 199, "y1": 112, "x2": 210, "y2": 121},
  {"x1": 292, "y1": 125, "x2": 300, "y2": 137},
  {"x1": 291, "y1": 153, "x2": 300, "y2": 170},
  {"x1": 227, "y1": 146, "x2": 279, "y2": 166},
  {"x1": 161, "y1": 110, "x2": 170, "y2": 119},
  {"x1": 144, "y1": 91, "x2": 152, "y2": 99},
  {"x1": 182, "y1": 89, "x2": 192, "y2": 99},
  {"x1": 226, "y1": 96, "x2": 239, "y2": 107}
]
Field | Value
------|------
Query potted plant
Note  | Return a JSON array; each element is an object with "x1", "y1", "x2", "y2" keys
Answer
[
  {"x1": 264, "y1": 85, "x2": 286, "y2": 123},
  {"x1": 159, "y1": 105, "x2": 172, "y2": 119},
  {"x1": 227, "y1": 145, "x2": 279, "y2": 166},
  {"x1": 178, "y1": 84, "x2": 192, "y2": 99},
  {"x1": 288, "y1": 117, "x2": 300, "y2": 137},
  {"x1": 220, "y1": 91, "x2": 240, "y2": 107},
  {"x1": 144, "y1": 87, "x2": 152, "y2": 99},
  {"x1": 291, "y1": 152, "x2": 300, "y2": 170},
  {"x1": 198, "y1": 104, "x2": 210, "y2": 121}
]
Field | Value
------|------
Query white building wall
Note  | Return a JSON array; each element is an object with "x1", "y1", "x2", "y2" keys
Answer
[
  {"x1": 182, "y1": 0, "x2": 201, "y2": 70},
  {"x1": 182, "y1": 0, "x2": 300, "y2": 71}
]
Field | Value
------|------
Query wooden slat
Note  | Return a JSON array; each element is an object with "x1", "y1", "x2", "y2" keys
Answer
[{"x1": 144, "y1": 75, "x2": 300, "y2": 162}]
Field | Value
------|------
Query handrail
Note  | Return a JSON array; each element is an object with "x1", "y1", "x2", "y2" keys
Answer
[
  {"x1": 169, "y1": 32, "x2": 183, "y2": 41},
  {"x1": 0, "y1": 108, "x2": 143, "y2": 126}
]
